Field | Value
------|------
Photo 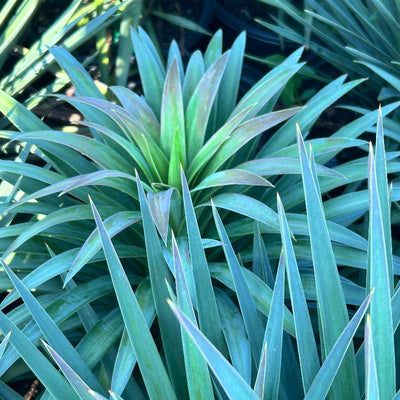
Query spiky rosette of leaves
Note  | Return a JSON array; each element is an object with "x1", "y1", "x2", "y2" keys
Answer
[{"x1": 0, "y1": 29, "x2": 400, "y2": 399}]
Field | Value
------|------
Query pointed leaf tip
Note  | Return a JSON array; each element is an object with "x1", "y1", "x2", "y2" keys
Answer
[
  {"x1": 370, "y1": 286, "x2": 376, "y2": 295},
  {"x1": 296, "y1": 124, "x2": 304, "y2": 144},
  {"x1": 369, "y1": 141, "x2": 374, "y2": 152}
]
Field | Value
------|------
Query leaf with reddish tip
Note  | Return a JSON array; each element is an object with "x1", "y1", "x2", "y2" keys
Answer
[{"x1": 147, "y1": 188, "x2": 173, "y2": 245}]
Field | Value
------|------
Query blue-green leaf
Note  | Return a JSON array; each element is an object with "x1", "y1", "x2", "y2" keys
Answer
[
  {"x1": 367, "y1": 142, "x2": 396, "y2": 399},
  {"x1": 136, "y1": 174, "x2": 186, "y2": 398},
  {"x1": 254, "y1": 342, "x2": 267, "y2": 398},
  {"x1": 186, "y1": 52, "x2": 229, "y2": 160},
  {"x1": 192, "y1": 169, "x2": 273, "y2": 192},
  {"x1": 215, "y1": 289, "x2": 251, "y2": 384},
  {"x1": 297, "y1": 126, "x2": 359, "y2": 399},
  {"x1": 90, "y1": 198, "x2": 176, "y2": 400},
  {"x1": 212, "y1": 201, "x2": 264, "y2": 363},
  {"x1": 364, "y1": 314, "x2": 379, "y2": 400},
  {"x1": 131, "y1": 28, "x2": 165, "y2": 117},
  {"x1": 216, "y1": 31, "x2": 245, "y2": 126},
  {"x1": 304, "y1": 291, "x2": 373, "y2": 399},
  {"x1": 181, "y1": 170, "x2": 226, "y2": 353},
  {"x1": 167, "y1": 40, "x2": 184, "y2": 85},
  {"x1": 0, "y1": 260, "x2": 104, "y2": 394},
  {"x1": 277, "y1": 193, "x2": 320, "y2": 393},
  {"x1": 252, "y1": 222, "x2": 273, "y2": 286},
  {"x1": 42, "y1": 341, "x2": 107, "y2": 400},
  {"x1": 110, "y1": 278, "x2": 155, "y2": 397},
  {"x1": 0, "y1": 330, "x2": 11, "y2": 359},
  {"x1": 172, "y1": 234, "x2": 214, "y2": 400},
  {"x1": 182, "y1": 50, "x2": 204, "y2": 108},
  {"x1": 168, "y1": 300, "x2": 258, "y2": 400},
  {"x1": 262, "y1": 254, "x2": 285, "y2": 400},
  {"x1": 161, "y1": 58, "x2": 185, "y2": 163},
  {"x1": 49, "y1": 46, "x2": 104, "y2": 99},
  {"x1": 375, "y1": 106, "x2": 393, "y2": 292},
  {"x1": 0, "y1": 311, "x2": 79, "y2": 400}
]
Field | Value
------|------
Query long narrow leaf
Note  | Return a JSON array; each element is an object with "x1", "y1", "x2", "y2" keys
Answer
[
  {"x1": 297, "y1": 126, "x2": 359, "y2": 399},
  {"x1": 0, "y1": 331, "x2": 11, "y2": 359},
  {"x1": 375, "y1": 106, "x2": 393, "y2": 292},
  {"x1": 168, "y1": 300, "x2": 259, "y2": 400},
  {"x1": 364, "y1": 314, "x2": 379, "y2": 400},
  {"x1": 262, "y1": 254, "x2": 285, "y2": 400},
  {"x1": 136, "y1": 174, "x2": 186, "y2": 398},
  {"x1": 215, "y1": 289, "x2": 252, "y2": 384},
  {"x1": 90, "y1": 198, "x2": 176, "y2": 400},
  {"x1": 42, "y1": 342, "x2": 107, "y2": 400},
  {"x1": 212, "y1": 201, "x2": 264, "y2": 363},
  {"x1": 277, "y1": 193, "x2": 320, "y2": 393},
  {"x1": 186, "y1": 52, "x2": 230, "y2": 160},
  {"x1": 0, "y1": 260, "x2": 104, "y2": 394},
  {"x1": 304, "y1": 290, "x2": 374, "y2": 399},
  {"x1": 172, "y1": 234, "x2": 214, "y2": 400},
  {"x1": 0, "y1": 311, "x2": 79, "y2": 400},
  {"x1": 181, "y1": 170, "x2": 226, "y2": 353},
  {"x1": 160, "y1": 59, "x2": 185, "y2": 163},
  {"x1": 367, "y1": 142, "x2": 396, "y2": 398}
]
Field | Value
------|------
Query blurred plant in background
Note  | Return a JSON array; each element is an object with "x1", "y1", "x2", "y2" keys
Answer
[
  {"x1": 0, "y1": 0, "x2": 132, "y2": 115},
  {"x1": 257, "y1": 0, "x2": 400, "y2": 103}
]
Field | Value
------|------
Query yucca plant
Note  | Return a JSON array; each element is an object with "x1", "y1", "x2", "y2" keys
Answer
[
  {"x1": 1, "y1": 29, "x2": 400, "y2": 399},
  {"x1": 257, "y1": 0, "x2": 400, "y2": 101}
]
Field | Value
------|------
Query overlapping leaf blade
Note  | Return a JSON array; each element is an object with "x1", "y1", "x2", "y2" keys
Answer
[
  {"x1": 215, "y1": 289, "x2": 251, "y2": 384},
  {"x1": 304, "y1": 290, "x2": 374, "y2": 399},
  {"x1": 0, "y1": 330, "x2": 10, "y2": 359},
  {"x1": 186, "y1": 52, "x2": 230, "y2": 160},
  {"x1": 161, "y1": 59, "x2": 185, "y2": 164},
  {"x1": 181, "y1": 170, "x2": 226, "y2": 353},
  {"x1": 90, "y1": 198, "x2": 176, "y2": 400},
  {"x1": 277, "y1": 193, "x2": 320, "y2": 393},
  {"x1": 136, "y1": 174, "x2": 186, "y2": 398},
  {"x1": 0, "y1": 260, "x2": 104, "y2": 394},
  {"x1": 297, "y1": 126, "x2": 359, "y2": 399},
  {"x1": 0, "y1": 311, "x2": 79, "y2": 400},
  {"x1": 168, "y1": 300, "x2": 259, "y2": 400},
  {"x1": 364, "y1": 314, "x2": 379, "y2": 400},
  {"x1": 43, "y1": 342, "x2": 107, "y2": 400},
  {"x1": 212, "y1": 202, "x2": 264, "y2": 363},
  {"x1": 172, "y1": 235, "x2": 214, "y2": 400},
  {"x1": 374, "y1": 107, "x2": 393, "y2": 292},
  {"x1": 262, "y1": 254, "x2": 285, "y2": 400},
  {"x1": 367, "y1": 142, "x2": 396, "y2": 398},
  {"x1": 131, "y1": 27, "x2": 165, "y2": 117}
]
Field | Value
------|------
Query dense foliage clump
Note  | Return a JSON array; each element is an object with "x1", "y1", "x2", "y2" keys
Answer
[{"x1": 1, "y1": 1, "x2": 400, "y2": 399}]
